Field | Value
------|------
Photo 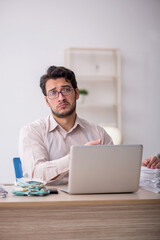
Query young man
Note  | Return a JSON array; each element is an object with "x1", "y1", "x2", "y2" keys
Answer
[{"x1": 19, "y1": 66, "x2": 160, "y2": 184}]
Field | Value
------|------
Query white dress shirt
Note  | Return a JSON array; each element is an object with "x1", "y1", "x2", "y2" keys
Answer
[{"x1": 19, "y1": 115, "x2": 113, "y2": 184}]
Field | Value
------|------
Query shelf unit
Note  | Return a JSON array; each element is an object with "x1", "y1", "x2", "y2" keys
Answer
[{"x1": 64, "y1": 47, "x2": 122, "y2": 132}]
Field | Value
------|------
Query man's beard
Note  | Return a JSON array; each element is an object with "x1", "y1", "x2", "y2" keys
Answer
[{"x1": 50, "y1": 99, "x2": 76, "y2": 118}]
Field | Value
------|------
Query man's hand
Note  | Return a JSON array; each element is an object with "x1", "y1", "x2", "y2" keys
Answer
[
  {"x1": 85, "y1": 139, "x2": 102, "y2": 146},
  {"x1": 142, "y1": 156, "x2": 160, "y2": 169}
]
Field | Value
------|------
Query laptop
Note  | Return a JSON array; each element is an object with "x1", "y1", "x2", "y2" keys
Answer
[{"x1": 60, "y1": 144, "x2": 143, "y2": 194}]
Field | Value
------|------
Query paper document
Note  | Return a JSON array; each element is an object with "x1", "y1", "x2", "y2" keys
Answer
[{"x1": 140, "y1": 166, "x2": 160, "y2": 193}]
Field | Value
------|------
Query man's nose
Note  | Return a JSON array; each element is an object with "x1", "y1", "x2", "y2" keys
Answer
[{"x1": 58, "y1": 91, "x2": 65, "y2": 100}]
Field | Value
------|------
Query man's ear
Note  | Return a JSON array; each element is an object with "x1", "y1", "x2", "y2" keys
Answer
[{"x1": 75, "y1": 88, "x2": 79, "y2": 100}]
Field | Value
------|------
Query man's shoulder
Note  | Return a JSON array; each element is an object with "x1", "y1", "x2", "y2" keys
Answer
[
  {"x1": 77, "y1": 116, "x2": 113, "y2": 144},
  {"x1": 78, "y1": 116, "x2": 97, "y2": 127},
  {"x1": 78, "y1": 116, "x2": 103, "y2": 130},
  {"x1": 20, "y1": 116, "x2": 49, "y2": 133}
]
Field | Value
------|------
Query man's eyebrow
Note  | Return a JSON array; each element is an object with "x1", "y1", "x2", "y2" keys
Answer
[
  {"x1": 48, "y1": 85, "x2": 71, "y2": 92},
  {"x1": 48, "y1": 87, "x2": 56, "y2": 92},
  {"x1": 61, "y1": 85, "x2": 72, "y2": 88}
]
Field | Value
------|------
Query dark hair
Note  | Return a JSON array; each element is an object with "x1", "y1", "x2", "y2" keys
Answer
[{"x1": 40, "y1": 66, "x2": 78, "y2": 96}]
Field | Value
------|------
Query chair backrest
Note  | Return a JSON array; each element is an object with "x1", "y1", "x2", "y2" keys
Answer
[{"x1": 13, "y1": 157, "x2": 23, "y2": 179}]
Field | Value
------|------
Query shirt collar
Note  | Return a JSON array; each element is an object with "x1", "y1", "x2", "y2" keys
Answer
[
  {"x1": 74, "y1": 115, "x2": 85, "y2": 129},
  {"x1": 48, "y1": 115, "x2": 59, "y2": 132},
  {"x1": 48, "y1": 114, "x2": 85, "y2": 133}
]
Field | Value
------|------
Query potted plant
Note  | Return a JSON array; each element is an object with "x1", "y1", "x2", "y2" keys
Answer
[{"x1": 78, "y1": 89, "x2": 89, "y2": 103}]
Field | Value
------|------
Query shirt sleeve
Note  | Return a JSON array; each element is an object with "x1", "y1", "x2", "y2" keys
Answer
[
  {"x1": 97, "y1": 125, "x2": 114, "y2": 145},
  {"x1": 19, "y1": 125, "x2": 69, "y2": 183}
]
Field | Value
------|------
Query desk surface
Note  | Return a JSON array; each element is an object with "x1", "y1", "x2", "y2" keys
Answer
[
  {"x1": 1, "y1": 185, "x2": 160, "y2": 240},
  {"x1": 0, "y1": 185, "x2": 160, "y2": 208}
]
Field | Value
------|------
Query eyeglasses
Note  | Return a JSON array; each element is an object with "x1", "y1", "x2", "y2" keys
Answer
[{"x1": 47, "y1": 87, "x2": 74, "y2": 100}]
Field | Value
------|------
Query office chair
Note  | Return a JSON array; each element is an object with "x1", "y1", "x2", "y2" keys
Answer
[{"x1": 13, "y1": 157, "x2": 23, "y2": 179}]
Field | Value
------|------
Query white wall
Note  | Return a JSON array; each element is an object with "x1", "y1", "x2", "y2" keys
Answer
[{"x1": 0, "y1": 0, "x2": 160, "y2": 183}]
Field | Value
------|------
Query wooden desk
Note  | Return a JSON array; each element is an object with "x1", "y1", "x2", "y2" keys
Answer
[{"x1": 0, "y1": 185, "x2": 160, "y2": 240}]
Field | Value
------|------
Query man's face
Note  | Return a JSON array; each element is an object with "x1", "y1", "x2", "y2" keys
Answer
[{"x1": 45, "y1": 78, "x2": 79, "y2": 118}]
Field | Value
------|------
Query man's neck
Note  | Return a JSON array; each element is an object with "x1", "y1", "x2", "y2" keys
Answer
[{"x1": 52, "y1": 113, "x2": 77, "y2": 132}]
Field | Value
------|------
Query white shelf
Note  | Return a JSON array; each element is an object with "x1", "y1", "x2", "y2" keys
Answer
[
  {"x1": 67, "y1": 47, "x2": 120, "y2": 51},
  {"x1": 77, "y1": 103, "x2": 117, "y2": 109},
  {"x1": 64, "y1": 47, "x2": 121, "y2": 131},
  {"x1": 77, "y1": 75, "x2": 117, "y2": 82}
]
